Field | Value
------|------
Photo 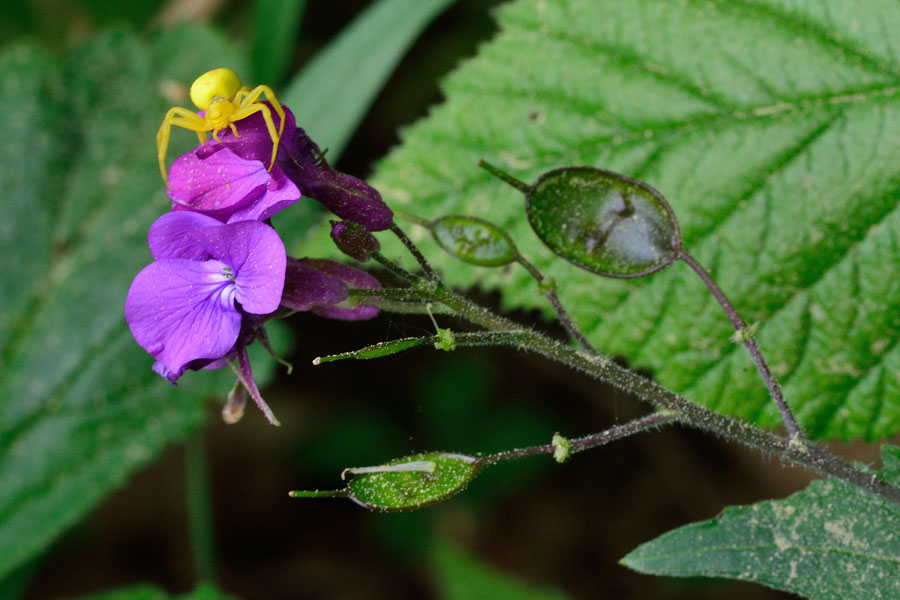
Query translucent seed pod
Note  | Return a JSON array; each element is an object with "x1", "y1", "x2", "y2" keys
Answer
[
  {"x1": 431, "y1": 215, "x2": 518, "y2": 267},
  {"x1": 480, "y1": 161, "x2": 682, "y2": 278}
]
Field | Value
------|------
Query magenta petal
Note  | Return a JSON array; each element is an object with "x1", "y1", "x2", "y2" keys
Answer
[
  {"x1": 167, "y1": 146, "x2": 269, "y2": 220},
  {"x1": 189, "y1": 220, "x2": 286, "y2": 315},
  {"x1": 148, "y1": 211, "x2": 223, "y2": 260},
  {"x1": 226, "y1": 167, "x2": 300, "y2": 223},
  {"x1": 125, "y1": 259, "x2": 242, "y2": 381},
  {"x1": 281, "y1": 257, "x2": 348, "y2": 311}
]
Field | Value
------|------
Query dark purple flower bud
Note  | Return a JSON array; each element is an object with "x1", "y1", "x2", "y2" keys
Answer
[
  {"x1": 126, "y1": 212, "x2": 286, "y2": 383},
  {"x1": 279, "y1": 127, "x2": 393, "y2": 231},
  {"x1": 330, "y1": 220, "x2": 381, "y2": 262},
  {"x1": 280, "y1": 257, "x2": 380, "y2": 320},
  {"x1": 300, "y1": 258, "x2": 381, "y2": 321},
  {"x1": 281, "y1": 257, "x2": 349, "y2": 311}
]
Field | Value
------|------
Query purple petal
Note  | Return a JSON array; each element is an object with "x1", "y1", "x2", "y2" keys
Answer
[
  {"x1": 281, "y1": 257, "x2": 348, "y2": 311},
  {"x1": 126, "y1": 259, "x2": 242, "y2": 381},
  {"x1": 189, "y1": 220, "x2": 286, "y2": 315},
  {"x1": 299, "y1": 258, "x2": 381, "y2": 321},
  {"x1": 225, "y1": 167, "x2": 300, "y2": 223},
  {"x1": 167, "y1": 145, "x2": 269, "y2": 220},
  {"x1": 148, "y1": 211, "x2": 223, "y2": 261}
]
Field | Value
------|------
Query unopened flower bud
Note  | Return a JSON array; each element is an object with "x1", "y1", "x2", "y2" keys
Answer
[{"x1": 330, "y1": 220, "x2": 381, "y2": 262}]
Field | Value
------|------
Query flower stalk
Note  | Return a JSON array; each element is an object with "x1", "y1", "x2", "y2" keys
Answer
[{"x1": 372, "y1": 226, "x2": 900, "y2": 506}]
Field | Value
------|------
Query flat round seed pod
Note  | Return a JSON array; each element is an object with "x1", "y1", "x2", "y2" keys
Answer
[{"x1": 525, "y1": 167, "x2": 681, "y2": 278}]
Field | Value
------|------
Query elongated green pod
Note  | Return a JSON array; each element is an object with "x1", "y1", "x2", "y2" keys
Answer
[{"x1": 347, "y1": 452, "x2": 480, "y2": 512}]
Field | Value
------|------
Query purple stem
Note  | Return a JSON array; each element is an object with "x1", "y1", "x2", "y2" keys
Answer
[{"x1": 678, "y1": 250, "x2": 803, "y2": 440}]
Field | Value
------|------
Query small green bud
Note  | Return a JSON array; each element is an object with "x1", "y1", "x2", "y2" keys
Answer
[
  {"x1": 730, "y1": 322, "x2": 760, "y2": 343},
  {"x1": 552, "y1": 433, "x2": 571, "y2": 463},
  {"x1": 434, "y1": 328, "x2": 457, "y2": 351}
]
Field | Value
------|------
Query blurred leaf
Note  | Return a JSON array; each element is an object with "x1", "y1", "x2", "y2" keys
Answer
[
  {"x1": 347, "y1": 452, "x2": 480, "y2": 512},
  {"x1": 622, "y1": 445, "x2": 900, "y2": 599},
  {"x1": 75, "y1": 582, "x2": 239, "y2": 600},
  {"x1": 250, "y1": 0, "x2": 305, "y2": 86},
  {"x1": 281, "y1": 0, "x2": 457, "y2": 160},
  {"x1": 0, "y1": 27, "x2": 265, "y2": 582},
  {"x1": 367, "y1": 0, "x2": 900, "y2": 440},
  {"x1": 0, "y1": 559, "x2": 39, "y2": 600},
  {"x1": 433, "y1": 541, "x2": 571, "y2": 600}
]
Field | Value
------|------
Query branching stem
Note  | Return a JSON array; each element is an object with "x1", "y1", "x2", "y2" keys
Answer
[{"x1": 370, "y1": 231, "x2": 900, "y2": 507}]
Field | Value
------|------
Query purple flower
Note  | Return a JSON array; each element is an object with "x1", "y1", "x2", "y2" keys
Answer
[
  {"x1": 125, "y1": 212, "x2": 286, "y2": 387},
  {"x1": 282, "y1": 257, "x2": 381, "y2": 320},
  {"x1": 167, "y1": 104, "x2": 393, "y2": 230}
]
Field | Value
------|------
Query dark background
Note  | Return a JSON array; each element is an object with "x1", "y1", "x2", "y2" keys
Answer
[{"x1": 5, "y1": 0, "x2": 885, "y2": 598}]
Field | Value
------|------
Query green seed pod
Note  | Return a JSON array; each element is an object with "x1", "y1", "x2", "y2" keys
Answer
[
  {"x1": 479, "y1": 161, "x2": 682, "y2": 278},
  {"x1": 431, "y1": 215, "x2": 518, "y2": 267},
  {"x1": 347, "y1": 452, "x2": 481, "y2": 512}
]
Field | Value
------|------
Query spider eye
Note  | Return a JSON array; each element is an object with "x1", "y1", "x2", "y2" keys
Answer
[{"x1": 189, "y1": 68, "x2": 242, "y2": 110}]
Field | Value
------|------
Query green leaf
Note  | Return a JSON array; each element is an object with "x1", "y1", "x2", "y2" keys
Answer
[
  {"x1": 346, "y1": 452, "x2": 480, "y2": 511},
  {"x1": 0, "y1": 28, "x2": 261, "y2": 582},
  {"x1": 369, "y1": 0, "x2": 900, "y2": 440},
  {"x1": 250, "y1": 0, "x2": 305, "y2": 85},
  {"x1": 432, "y1": 541, "x2": 572, "y2": 600},
  {"x1": 621, "y1": 445, "x2": 900, "y2": 599},
  {"x1": 280, "y1": 0, "x2": 456, "y2": 160}
]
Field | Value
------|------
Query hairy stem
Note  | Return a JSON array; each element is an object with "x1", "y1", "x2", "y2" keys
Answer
[
  {"x1": 391, "y1": 223, "x2": 439, "y2": 281},
  {"x1": 481, "y1": 412, "x2": 678, "y2": 465},
  {"x1": 678, "y1": 250, "x2": 803, "y2": 441},
  {"x1": 516, "y1": 254, "x2": 598, "y2": 353}
]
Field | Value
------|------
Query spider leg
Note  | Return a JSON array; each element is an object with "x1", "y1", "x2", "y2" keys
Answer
[
  {"x1": 240, "y1": 85, "x2": 286, "y2": 141},
  {"x1": 157, "y1": 107, "x2": 210, "y2": 182},
  {"x1": 233, "y1": 86, "x2": 250, "y2": 106},
  {"x1": 235, "y1": 85, "x2": 286, "y2": 170},
  {"x1": 231, "y1": 102, "x2": 279, "y2": 171}
]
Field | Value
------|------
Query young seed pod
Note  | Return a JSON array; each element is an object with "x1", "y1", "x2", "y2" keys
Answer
[
  {"x1": 480, "y1": 161, "x2": 682, "y2": 278},
  {"x1": 431, "y1": 215, "x2": 518, "y2": 267},
  {"x1": 346, "y1": 452, "x2": 481, "y2": 512}
]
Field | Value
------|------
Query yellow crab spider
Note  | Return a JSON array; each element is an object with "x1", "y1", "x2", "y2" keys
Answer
[{"x1": 156, "y1": 68, "x2": 286, "y2": 183}]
